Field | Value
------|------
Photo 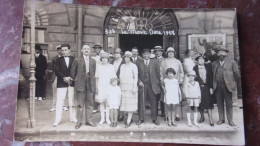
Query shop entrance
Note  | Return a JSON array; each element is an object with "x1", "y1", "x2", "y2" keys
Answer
[{"x1": 119, "y1": 34, "x2": 163, "y2": 52}]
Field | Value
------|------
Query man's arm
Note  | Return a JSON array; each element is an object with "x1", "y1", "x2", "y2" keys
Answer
[
  {"x1": 232, "y1": 60, "x2": 240, "y2": 82},
  {"x1": 70, "y1": 58, "x2": 78, "y2": 80}
]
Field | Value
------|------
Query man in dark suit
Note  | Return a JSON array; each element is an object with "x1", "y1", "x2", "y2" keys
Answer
[
  {"x1": 131, "y1": 47, "x2": 142, "y2": 64},
  {"x1": 53, "y1": 44, "x2": 77, "y2": 127},
  {"x1": 70, "y1": 45, "x2": 97, "y2": 129},
  {"x1": 136, "y1": 49, "x2": 161, "y2": 126},
  {"x1": 35, "y1": 44, "x2": 47, "y2": 101},
  {"x1": 212, "y1": 46, "x2": 240, "y2": 127},
  {"x1": 49, "y1": 45, "x2": 69, "y2": 112}
]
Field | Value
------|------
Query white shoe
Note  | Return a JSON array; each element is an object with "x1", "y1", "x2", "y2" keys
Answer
[
  {"x1": 99, "y1": 119, "x2": 105, "y2": 125},
  {"x1": 106, "y1": 119, "x2": 111, "y2": 124},
  {"x1": 38, "y1": 97, "x2": 42, "y2": 101},
  {"x1": 35, "y1": 97, "x2": 38, "y2": 100},
  {"x1": 70, "y1": 119, "x2": 77, "y2": 123},
  {"x1": 194, "y1": 122, "x2": 199, "y2": 127},
  {"x1": 52, "y1": 122, "x2": 59, "y2": 127},
  {"x1": 49, "y1": 107, "x2": 56, "y2": 112},
  {"x1": 188, "y1": 122, "x2": 192, "y2": 127},
  {"x1": 63, "y1": 106, "x2": 69, "y2": 111}
]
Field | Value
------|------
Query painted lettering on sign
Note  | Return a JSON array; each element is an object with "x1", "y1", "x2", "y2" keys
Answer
[{"x1": 105, "y1": 29, "x2": 175, "y2": 36}]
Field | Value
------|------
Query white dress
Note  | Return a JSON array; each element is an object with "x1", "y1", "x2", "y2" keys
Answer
[
  {"x1": 164, "y1": 78, "x2": 180, "y2": 104},
  {"x1": 95, "y1": 63, "x2": 117, "y2": 103},
  {"x1": 107, "y1": 85, "x2": 121, "y2": 109}
]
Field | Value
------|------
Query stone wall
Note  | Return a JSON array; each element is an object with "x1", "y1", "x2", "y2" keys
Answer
[
  {"x1": 82, "y1": 5, "x2": 110, "y2": 53},
  {"x1": 174, "y1": 9, "x2": 238, "y2": 60}
]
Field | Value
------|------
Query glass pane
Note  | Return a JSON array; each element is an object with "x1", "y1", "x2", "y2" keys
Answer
[{"x1": 108, "y1": 36, "x2": 115, "y2": 54}]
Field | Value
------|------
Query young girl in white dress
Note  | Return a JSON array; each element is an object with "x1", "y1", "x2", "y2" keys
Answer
[
  {"x1": 107, "y1": 77, "x2": 121, "y2": 127},
  {"x1": 162, "y1": 68, "x2": 182, "y2": 127}
]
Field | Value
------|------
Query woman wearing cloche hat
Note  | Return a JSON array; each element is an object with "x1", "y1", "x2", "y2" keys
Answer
[
  {"x1": 119, "y1": 51, "x2": 138, "y2": 128},
  {"x1": 95, "y1": 51, "x2": 117, "y2": 125}
]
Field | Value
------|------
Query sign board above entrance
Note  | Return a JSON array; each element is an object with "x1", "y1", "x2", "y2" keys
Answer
[{"x1": 104, "y1": 8, "x2": 178, "y2": 35}]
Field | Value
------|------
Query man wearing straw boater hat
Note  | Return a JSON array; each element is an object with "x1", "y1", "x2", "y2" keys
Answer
[{"x1": 212, "y1": 46, "x2": 240, "y2": 127}]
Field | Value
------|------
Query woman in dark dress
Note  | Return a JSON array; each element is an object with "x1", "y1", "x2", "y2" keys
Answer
[{"x1": 193, "y1": 54, "x2": 214, "y2": 126}]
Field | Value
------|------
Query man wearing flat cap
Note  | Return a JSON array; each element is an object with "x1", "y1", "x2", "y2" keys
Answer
[
  {"x1": 212, "y1": 46, "x2": 240, "y2": 127},
  {"x1": 154, "y1": 46, "x2": 166, "y2": 117},
  {"x1": 136, "y1": 49, "x2": 161, "y2": 126}
]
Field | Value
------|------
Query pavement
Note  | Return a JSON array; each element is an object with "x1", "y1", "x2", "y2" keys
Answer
[{"x1": 14, "y1": 80, "x2": 245, "y2": 145}]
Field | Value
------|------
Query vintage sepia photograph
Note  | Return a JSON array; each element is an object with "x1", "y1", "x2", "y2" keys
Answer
[{"x1": 15, "y1": 0, "x2": 244, "y2": 145}]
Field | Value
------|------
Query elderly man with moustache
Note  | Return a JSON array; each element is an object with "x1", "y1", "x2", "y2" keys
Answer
[
  {"x1": 70, "y1": 45, "x2": 97, "y2": 129},
  {"x1": 212, "y1": 46, "x2": 240, "y2": 127}
]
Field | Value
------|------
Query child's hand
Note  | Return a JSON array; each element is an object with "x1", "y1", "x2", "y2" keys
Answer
[{"x1": 187, "y1": 99, "x2": 190, "y2": 105}]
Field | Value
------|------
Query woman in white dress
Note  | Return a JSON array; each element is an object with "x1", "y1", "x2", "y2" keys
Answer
[
  {"x1": 119, "y1": 51, "x2": 138, "y2": 128},
  {"x1": 95, "y1": 52, "x2": 117, "y2": 125}
]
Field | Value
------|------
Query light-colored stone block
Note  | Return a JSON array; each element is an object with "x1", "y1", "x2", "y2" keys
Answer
[
  {"x1": 47, "y1": 26, "x2": 63, "y2": 33},
  {"x1": 49, "y1": 33, "x2": 75, "y2": 42},
  {"x1": 44, "y1": 3, "x2": 67, "y2": 14},
  {"x1": 85, "y1": 5, "x2": 109, "y2": 19},
  {"x1": 83, "y1": 35, "x2": 102, "y2": 43},
  {"x1": 84, "y1": 15, "x2": 103, "y2": 27},
  {"x1": 49, "y1": 13, "x2": 70, "y2": 26}
]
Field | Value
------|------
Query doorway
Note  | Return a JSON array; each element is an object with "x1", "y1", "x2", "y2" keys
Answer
[{"x1": 119, "y1": 34, "x2": 163, "y2": 53}]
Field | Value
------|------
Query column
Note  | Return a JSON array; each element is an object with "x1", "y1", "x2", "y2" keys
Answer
[
  {"x1": 27, "y1": 0, "x2": 36, "y2": 128},
  {"x1": 77, "y1": 5, "x2": 83, "y2": 57}
]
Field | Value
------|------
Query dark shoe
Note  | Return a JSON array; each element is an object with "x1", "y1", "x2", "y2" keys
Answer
[
  {"x1": 164, "y1": 117, "x2": 169, "y2": 121},
  {"x1": 217, "y1": 120, "x2": 225, "y2": 125},
  {"x1": 118, "y1": 116, "x2": 124, "y2": 121},
  {"x1": 175, "y1": 117, "x2": 180, "y2": 121},
  {"x1": 75, "y1": 123, "x2": 82, "y2": 129},
  {"x1": 228, "y1": 121, "x2": 236, "y2": 127},
  {"x1": 85, "y1": 121, "x2": 97, "y2": 127},
  {"x1": 161, "y1": 113, "x2": 165, "y2": 117},
  {"x1": 198, "y1": 117, "x2": 205, "y2": 123},
  {"x1": 153, "y1": 120, "x2": 160, "y2": 125},
  {"x1": 210, "y1": 122, "x2": 215, "y2": 127},
  {"x1": 125, "y1": 122, "x2": 131, "y2": 128},
  {"x1": 136, "y1": 120, "x2": 144, "y2": 125}
]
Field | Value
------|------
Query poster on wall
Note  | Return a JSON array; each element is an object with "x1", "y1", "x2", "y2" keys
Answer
[
  {"x1": 15, "y1": 0, "x2": 244, "y2": 145},
  {"x1": 187, "y1": 33, "x2": 227, "y2": 61}
]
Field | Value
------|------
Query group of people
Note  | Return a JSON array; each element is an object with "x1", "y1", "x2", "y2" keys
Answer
[{"x1": 34, "y1": 43, "x2": 240, "y2": 129}]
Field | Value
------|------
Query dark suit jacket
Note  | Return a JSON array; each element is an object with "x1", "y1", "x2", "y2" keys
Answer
[
  {"x1": 35, "y1": 54, "x2": 47, "y2": 78},
  {"x1": 137, "y1": 59, "x2": 161, "y2": 94},
  {"x1": 212, "y1": 59, "x2": 240, "y2": 92},
  {"x1": 131, "y1": 57, "x2": 142, "y2": 64},
  {"x1": 193, "y1": 64, "x2": 213, "y2": 88},
  {"x1": 111, "y1": 58, "x2": 125, "y2": 77},
  {"x1": 50, "y1": 55, "x2": 60, "y2": 82},
  {"x1": 70, "y1": 56, "x2": 96, "y2": 92},
  {"x1": 55, "y1": 56, "x2": 75, "y2": 88}
]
